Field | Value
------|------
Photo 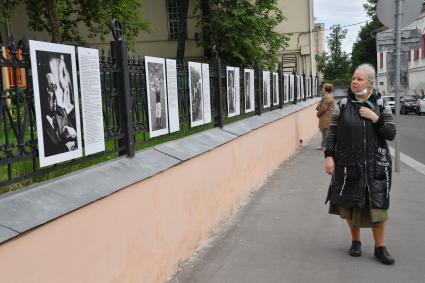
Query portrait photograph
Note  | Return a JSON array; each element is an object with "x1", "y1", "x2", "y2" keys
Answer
[
  {"x1": 29, "y1": 40, "x2": 82, "y2": 168},
  {"x1": 244, "y1": 69, "x2": 255, "y2": 113},
  {"x1": 227, "y1": 67, "x2": 236, "y2": 117},
  {"x1": 188, "y1": 62, "x2": 204, "y2": 127},
  {"x1": 300, "y1": 76, "x2": 305, "y2": 100},
  {"x1": 145, "y1": 56, "x2": 169, "y2": 138},
  {"x1": 289, "y1": 74, "x2": 295, "y2": 102},
  {"x1": 272, "y1": 72, "x2": 279, "y2": 106},
  {"x1": 263, "y1": 71, "x2": 270, "y2": 108},
  {"x1": 283, "y1": 74, "x2": 289, "y2": 103},
  {"x1": 297, "y1": 75, "x2": 301, "y2": 100}
]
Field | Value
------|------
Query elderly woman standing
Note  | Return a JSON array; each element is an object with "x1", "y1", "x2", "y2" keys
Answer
[
  {"x1": 324, "y1": 64, "x2": 396, "y2": 265},
  {"x1": 316, "y1": 83, "x2": 335, "y2": 149}
]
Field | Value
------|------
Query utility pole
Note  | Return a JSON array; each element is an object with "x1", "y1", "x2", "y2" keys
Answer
[{"x1": 394, "y1": 0, "x2": 403, "y2": 172}]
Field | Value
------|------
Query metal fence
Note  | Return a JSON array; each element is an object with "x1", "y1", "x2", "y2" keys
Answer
[{"x1": 0, "y1": 35, "x2": 320, "y2": 189}]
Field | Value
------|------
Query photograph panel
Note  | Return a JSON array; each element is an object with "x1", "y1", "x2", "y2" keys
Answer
[
  {"x1": 29, "y1": 40, "x2": 82, "y2": 167},
  {"x1": 145, "y1": 56, "x2": 169, "y2": 138},
  {"x1": 188, "y1": 62, "x2": 204, "y2": 127},
  {"x1": 227, "y1": 67, "x2": 236, "y2": 117},
  {"x1": 244, "y1": 69, "x2": 255, "y2": 113}
]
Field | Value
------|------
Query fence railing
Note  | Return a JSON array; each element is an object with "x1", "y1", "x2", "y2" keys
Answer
[{"x1": 0, "y1": 35, "x2": 320, "y2": 190}]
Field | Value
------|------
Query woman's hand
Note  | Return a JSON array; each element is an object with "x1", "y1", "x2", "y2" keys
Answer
[
  {"x1": 325, "y1": 156, "x2": 335, "y2": 175},
  {"x1": 359, "y1": 106, "x2": 379, "y2": 123}
]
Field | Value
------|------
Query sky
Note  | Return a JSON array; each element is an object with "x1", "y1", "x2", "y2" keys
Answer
[{"x1": 313, "y1": 0, "x2": 370, "y2": 55}]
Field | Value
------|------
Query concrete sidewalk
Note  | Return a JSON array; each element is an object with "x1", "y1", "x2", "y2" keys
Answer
[{"x1": 169, "y1": 134, "x2": 425, "y2": 283}]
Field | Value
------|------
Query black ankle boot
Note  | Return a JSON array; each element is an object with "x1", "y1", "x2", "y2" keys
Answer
[
  {"x1": 349, "y1": 241, "x2": 361, "y2": 257},
  {"x1": 374, "y1": 246, "x2": 395, "y2": 265}
]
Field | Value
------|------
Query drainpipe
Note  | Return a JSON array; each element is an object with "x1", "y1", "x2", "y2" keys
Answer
[{"x1": 308, "y1": 0, "x2": 315, "y2": 76}]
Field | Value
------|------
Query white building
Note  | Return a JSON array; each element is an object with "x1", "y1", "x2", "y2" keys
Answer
[{"x1": 377, "y1": 4, "x2": 425, "y2": 97}]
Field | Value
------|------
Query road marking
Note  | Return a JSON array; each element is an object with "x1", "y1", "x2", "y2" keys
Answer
[{"x1": 389, "y1": 146, "x2": 425, "y2": 176}]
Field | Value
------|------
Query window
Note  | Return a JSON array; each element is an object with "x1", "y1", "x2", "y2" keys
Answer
[
  {"x1": 167, "y1": 0, "x2": 184, "y2": 40},
  {"x1": 2, "y1": 48, "x2": 27, "y2": 89},
  {"x1": 414, "y1": 49, "x2": 419, "y2": 60},
  {"x1": 380, "y1": 52, "x2": 383, "y2": 68}
]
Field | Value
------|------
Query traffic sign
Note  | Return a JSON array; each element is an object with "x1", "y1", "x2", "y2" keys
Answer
[
  {"x1": 386, "y1": 52, "x2": 409, "y2": 92},
  {"x1": 377, "y1": 28, "x2": 421, "y2": 52},
  {"x1": 377, "y1": 0, "x2": 423, "y2": 28}
]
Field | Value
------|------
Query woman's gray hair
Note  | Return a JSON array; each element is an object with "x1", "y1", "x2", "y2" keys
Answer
[{"x1": 355, "y1": 63, "x2": 376, "y2": 82}]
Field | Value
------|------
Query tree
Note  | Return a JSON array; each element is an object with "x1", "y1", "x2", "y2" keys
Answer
[
  {"x1": 351, "y1": 0, "x2": 381, "y2": 71},
  {"x1": 196, "y1": 0, "x2": 289, "y2": 69},
  {"x1": 0, "y1": 0, "x2": 149, "y2": 46},
  {"x1": 323, "y1": 25, "x2": 351, "y2": 81}
]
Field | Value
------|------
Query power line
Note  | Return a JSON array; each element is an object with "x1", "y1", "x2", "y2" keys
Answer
[{"x1": 283, "y1": 20, "x2": 370, "y2": 35}]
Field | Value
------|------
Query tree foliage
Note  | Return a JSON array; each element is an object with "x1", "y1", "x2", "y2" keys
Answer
[
  {"x1": 351, "y1": 0, "x2": 381, "y2": 72},
  {"x1": 0, "y1": 0, "x2": 149, "y2": 46},
  {"x1": 322, "y1": 25, "x2": 351, "y2": 81},
  {"x1": 197, "y1": 0, "x2": 289, "y2": 69}
]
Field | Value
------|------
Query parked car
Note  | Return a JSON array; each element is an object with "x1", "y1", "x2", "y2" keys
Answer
[
  {"x1": 382, "y1": 96, "x2": 395, "y2": 113},
  {"x1": 400, "y1": 96, "x2": 417, "y2": 114},
  {"x1": 417, "y1": 96, "x2": 425, "y2": 115}
]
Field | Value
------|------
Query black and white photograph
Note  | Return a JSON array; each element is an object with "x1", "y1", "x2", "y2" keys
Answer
[
  {"x1": 227, "y1": 67, "x2": 236, "y2": 117},
  {"x1": 300, "y1": 76, "x2": 305, "y2": 100},
  {"x1": 145, "y1": 56, "x2": 169, "y2": 138},
  {"x1": 244, "y1": 69, "x2": 255, "y2": 113},
  {"x1": 263, "y1": 71, "x2": 270, "y2": 108},
  {"x1": 234, "y1": 67, "x2": 240, "y2": 116},
  {"x1": 272, "y1": 72, "x2": 279, "y2": 106},
  {"x1": 290, "y1": 74, "x2": 295, "y2": 102},
  {"x1": 29, "y1": 40, "x2": 82, "y2": 168},
  {"x1": 307, "y1": 77, "x2": 311, "y2": 98},
  {"x1": 297, "y1": 75, "x2": 301, "y2": 100},
  {"x1": 283, "y1": 74, "x2": 289, "y2": 103},
  {"x1": 188, "y1": 62, "x2": 204, "y2": 127}
]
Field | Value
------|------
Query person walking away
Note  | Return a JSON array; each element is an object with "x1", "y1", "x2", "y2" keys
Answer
[
  {"x1": 316, "y1": 83, "x2": 335, "y2": 149},
  {"x1": 324, "y1": 63, "x2": 396, "y2": 265}
]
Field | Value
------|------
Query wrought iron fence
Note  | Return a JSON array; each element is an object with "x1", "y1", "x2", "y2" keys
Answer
[{"x1": 0, "y1": 35, "x2": 320, "y2": 190}]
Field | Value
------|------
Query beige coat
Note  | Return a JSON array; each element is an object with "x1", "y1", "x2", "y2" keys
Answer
[{"x1": 316, "y1": 93, "x2": 335, "y2": 129}]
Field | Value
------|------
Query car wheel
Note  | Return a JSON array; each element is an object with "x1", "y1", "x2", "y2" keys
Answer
[
  {"x1": 417, "y1": 108, "x2": 421, "y2": 115},
  {"x1": 400, "y1": 107, "x2": 406, "y2": 115}
]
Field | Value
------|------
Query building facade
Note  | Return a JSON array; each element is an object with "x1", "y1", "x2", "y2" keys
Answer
[
  {"x1": 376, "y1": 4, "x2": 425, "y2": 97},
  {"x1": 1, "y1": 0, "x2": 320, "y2": 75}
]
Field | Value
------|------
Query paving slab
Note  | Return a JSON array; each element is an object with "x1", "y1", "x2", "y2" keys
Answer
[
  {"x1": 0, "y1": 226, "x2": 19, "y2": 243},
  {"x1": 170, "y1": 133, "x2": 425, "y2": 283}
]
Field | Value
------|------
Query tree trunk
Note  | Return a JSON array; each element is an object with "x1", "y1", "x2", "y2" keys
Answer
[
  {"x1": 45, "y1": 0, "x2": 61, "y2": 43},
  {"x1": 176, "y1": 0, "x2": 189, "y2": 64},
  {"x1": 201, "y1": 0, "x2": 212, "y2": 59}
]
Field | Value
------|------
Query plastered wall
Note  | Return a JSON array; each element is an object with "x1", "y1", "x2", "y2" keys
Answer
[{"x1": 0, "y1": 104, "x2": 319, "y2": 283}]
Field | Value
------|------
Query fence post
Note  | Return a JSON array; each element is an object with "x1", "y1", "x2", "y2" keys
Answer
[
  {"x1": 255, "y1": 65, "x2": 263, "y2": 115},
  {"x1": 278, "y1": 63, "x2": 283, "y2": 109},
  {"x1": 293, "y1": 72, "x2": 298, "y2": 105},
  {"x1": 302, "y1": 73, "x2": 307, "y2": 101},
  {"x1": 214, "y1": 47, "x2": 224, "y2": 128},
  {"x1": 110, "y1": 20, "x2": 134, "y2": 157}
]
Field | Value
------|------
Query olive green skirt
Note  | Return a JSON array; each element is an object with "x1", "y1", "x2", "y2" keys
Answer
[{"x1": 329, "y1": 204, "x2": 387, "y2": 228}]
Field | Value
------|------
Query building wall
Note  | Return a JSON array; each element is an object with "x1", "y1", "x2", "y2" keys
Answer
[
  {"x1": 377, "y1": 7, "x2": 425, "y2": 96},
  {"x1": 276, "y1": 0, "x2": 317, "y2": 75},
  {"x1": 3, "y1": 0, "x2": 318, "y2": 73}
]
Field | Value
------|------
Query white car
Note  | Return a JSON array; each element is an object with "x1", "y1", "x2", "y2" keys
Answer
[
  {"x1": 417, "y1": 96, "x2": 425, "y2": 115},
  {"x1": 382, "y1": 96, "x2": 395, "y2": 113}
]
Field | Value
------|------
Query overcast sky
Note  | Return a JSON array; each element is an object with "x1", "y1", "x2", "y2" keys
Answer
[{"x1": 313, "y1": 0, "x2": 370, "y2": 55}]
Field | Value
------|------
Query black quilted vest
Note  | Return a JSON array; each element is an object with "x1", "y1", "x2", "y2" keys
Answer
[{"x1": 329, "y1": 90, "x2": 392, "y2": 209}]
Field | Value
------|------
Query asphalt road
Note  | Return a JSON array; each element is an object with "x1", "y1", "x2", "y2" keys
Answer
[{"x1": 390, "y1": 113, "x2": 425, "y2": 164}]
